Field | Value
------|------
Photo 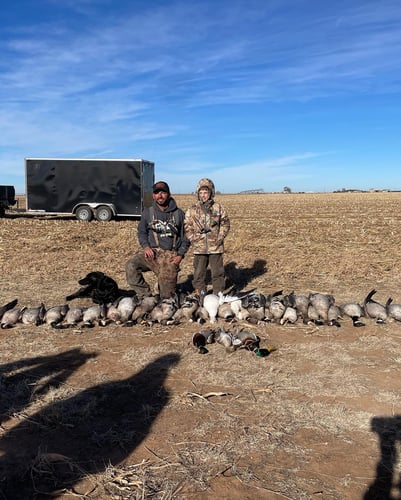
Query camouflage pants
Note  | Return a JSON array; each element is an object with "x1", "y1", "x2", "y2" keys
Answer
[
  {"x1": 193, "y1": 253, "x2": 225, "y2": 294},
  {"x1": 125, "y1": 249, "x2": 179, "y2": 299}
]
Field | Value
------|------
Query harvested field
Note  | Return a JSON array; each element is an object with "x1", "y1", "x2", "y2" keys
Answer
[{"x1": 1, "y1": 191, "x2": 401, "y2": 499}]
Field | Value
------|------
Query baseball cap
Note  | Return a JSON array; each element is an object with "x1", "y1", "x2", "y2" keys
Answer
[{"x1": 153, "y1": 181, "x2": 170, "y2": 193}]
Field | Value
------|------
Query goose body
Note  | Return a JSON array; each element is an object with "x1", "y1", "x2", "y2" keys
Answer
[
  {"x1": 363, "y1": 289, "x2": 387, "y2": 324},
  {"x1": 21, "y1": 303, "x2": 46, "y2": 326}
]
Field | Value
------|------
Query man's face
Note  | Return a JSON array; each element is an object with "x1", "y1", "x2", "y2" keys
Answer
[
  {"x1": 153, "y1": 189, "x2": 169, "y2": 206},
  {"x1": 199, "y1": 187, "x2": 210, "y2": 202}
]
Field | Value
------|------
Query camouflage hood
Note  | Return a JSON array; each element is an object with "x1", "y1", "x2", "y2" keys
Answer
[{"x1": 196, "y1": 178, "x2": 215, "y2": 200}]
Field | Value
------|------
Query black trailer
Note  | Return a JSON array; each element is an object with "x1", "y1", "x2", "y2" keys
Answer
[
  {"x1": 0, "y1": 185, "x2": 16, "y2": 216},
  {"x1": 25, "y1": 158, "x2": 154, "y2": 221}
]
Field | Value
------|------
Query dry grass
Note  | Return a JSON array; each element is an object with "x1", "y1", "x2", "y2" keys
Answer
[{"x1": 1, "y1": 192, "x2": 401, "y2": 498}]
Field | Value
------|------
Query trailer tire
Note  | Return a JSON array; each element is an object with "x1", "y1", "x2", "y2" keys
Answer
[
  {"x1": 95, "y1": 205, "x2": 113, "y2": 222},
  {"x1": 76, "y1": 205, "x2": 93, "y2": 221}
]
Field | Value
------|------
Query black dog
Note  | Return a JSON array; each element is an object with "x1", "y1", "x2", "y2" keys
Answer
[{"x1": 66, "y1": 271, "x2": 122, "y2": 305}]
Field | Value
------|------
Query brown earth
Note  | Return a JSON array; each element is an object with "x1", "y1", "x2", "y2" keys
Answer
[{"x1": 1, "y1": 192, "x2": 401, "y2": 499}]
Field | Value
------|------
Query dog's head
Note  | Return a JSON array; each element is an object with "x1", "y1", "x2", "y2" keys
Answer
[{"x1": 78, "y1": 271, "x2": 106, "y2": 286}]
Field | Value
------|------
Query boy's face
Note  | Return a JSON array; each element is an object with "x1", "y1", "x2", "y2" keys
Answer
[{"x1": 199, "y1": 187, "x2": 210, "y2": 202}]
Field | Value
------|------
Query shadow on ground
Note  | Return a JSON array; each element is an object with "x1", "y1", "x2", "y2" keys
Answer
[
  {"x1": 364, "y1": 415, "x2": 401, "y2": 499},
  {"x1": 0, "y1": 351, "x2": 180, "y2": 498}
]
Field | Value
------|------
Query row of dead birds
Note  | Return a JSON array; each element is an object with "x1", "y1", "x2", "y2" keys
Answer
[{"x1": 1, "y1": 288, "x2": 400, "y2": 330}]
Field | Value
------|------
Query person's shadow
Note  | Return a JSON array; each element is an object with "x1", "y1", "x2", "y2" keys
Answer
[
  {"x1": 0, "y1": 352, "x2": 180, "y2": 498},
  {"x1": 179, "y1": 259, "x2": 267, "y2": 293},
  {"x1": 364, "y1": 416, "x2": 401, "y2": 499},
  {"x1": 1, "y1": 348, "x2": 98, "y2": 426},
  {"x1": 224, "y1": 259, "x2": 267, "y2": 291}
]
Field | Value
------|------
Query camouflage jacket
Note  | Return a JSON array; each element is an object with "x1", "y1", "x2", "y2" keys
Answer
[{"x1": 184, "y1": 200, "x2": 230, "y2": 254}]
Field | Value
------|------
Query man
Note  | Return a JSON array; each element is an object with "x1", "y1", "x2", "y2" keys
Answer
[
  {"x1": 125, "y1": 181, "x2": 189, "y2": 299},
  {"x1": 184, "y1": 178, "x2": 230, "y2": 294}
]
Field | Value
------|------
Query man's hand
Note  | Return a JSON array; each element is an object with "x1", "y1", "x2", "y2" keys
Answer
[
  {"x1": 144, "y1": 247, "x2": 155, "y2": 260},
  {"x1": 170, "y1": 255, "x2": 183, "y2": 265}
]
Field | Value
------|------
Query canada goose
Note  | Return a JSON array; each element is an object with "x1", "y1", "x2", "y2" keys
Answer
[
  {"x1": 117, "y1": 296, "x2": 138, "y2": 325},
  {"x1": 131, "y1": 296, "x2": 158, "y2": 323},
  {"x1": 44, "y1": 305, "x2": 69, "y2": 327},
  {"x1": 340, "y1": 302, "x2": 365, "y2": 327},
  {"x1": 173, "y1": 293, "x2": 200, "y2": 323},
  {"x1": 385, "y1": 298, "x2": 401, "y2": 322},
  {"x1": 294, "y1": 293, "x2": 310, "y2": 322},
  {"x1": 280, "y1": 306, "x2": 298, "y2": 325},
  {"x1": 268, "y1": 297, "x2": 286, "y2": 323},
  {"x1": 327, "y1": 304, "x2": 342, "y2": 327},
  {"x1": 1, "y1": 307, "x2": 25, "y2": 329},
  {"x1": 308, "y1": 293, "x2": 335, "y2": 323},
  {"x1": 82, "y1": 304, "x2": 107, "y2": 328},
  {"x1": 0, "y1": 299, "x2": 18, "y2": 321},
  {"x1": 363, "y1": 289, "x2": 387, "y2": 324},
  {"x1": 148, "y1": 297, "x2": 178, "y2": 325},
  {"x1": 21, "y1": 303, "x2": 46, "y2": 326},
  {"x1": 53, "y1": 306, "x2": 85, "y2": 329},
  {"x1": 218, "y1": 302, "x2": 235, "y2": 321}
]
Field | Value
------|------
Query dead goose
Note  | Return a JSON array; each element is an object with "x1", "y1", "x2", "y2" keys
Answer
[
  {"x1": 1, "y1": 306, "x2": 25, "y2": 329},
  {"x1": 0, "y1": 299, "x2": 18, "y2": 321},
  {"x1": 386, "y1": 298, "x2": 401, "y2": 322},
  {"x1": 268, "y1": 296, "x2": 286, "y2": 323},
  {"x1": 131, "y1": 295, "x2": 158, "y2": 323},
  {"x1": 148, "y1": 297, "x2": 178, "y2": 325},
  {"x1": 203, "y1": 294, "x2": 220, "y2": 324},
  {"x1": 327, "y1": 304, "x2": 342, "y2": 327},
  {"x1": 173, "y1": 293, "x2": 200, "y2": 323},
  {"x1": 308, "y1": 292, "x2": 335, "y2": 324},
  {"x1": 280, "y1": 306, "x2": 298, "y2": 325},
  {"x1": 117, "y1": 296, "x2": 138, "y2": 324},
  {"x1": 363, "y1": 289, "x2": 387, "y2": 324},
  {"x1": 340, "y1": 302, "x2": 365, "y2": 327},
  {"x1": 21, "y1": 303, "x2": 46, "y2": 326},
  {"x1": 45, "y1": 304, "x2": 69, "y2": 328},
  {"x1": 53, "y1": 306, "x2": 85, "y2": 329},
  {"x1": 82, "y1": 304, "x2": 107, "y2": 328}
]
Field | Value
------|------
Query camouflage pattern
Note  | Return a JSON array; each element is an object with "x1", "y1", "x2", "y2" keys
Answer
[
  {"x1": 184, "y1": 179, "x2": 230, "y2": 255},
  {"x1": 125, "y1": 249, "x2": 180, "y2": 299}
]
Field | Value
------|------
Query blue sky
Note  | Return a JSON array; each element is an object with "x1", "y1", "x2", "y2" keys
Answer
[{"x1": 1, "y1": 0, "x2": 401, "y2": 194}]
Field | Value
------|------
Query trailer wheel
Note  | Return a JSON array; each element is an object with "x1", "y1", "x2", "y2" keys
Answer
[
  {"x1": 95, "y1": 205, "x2": 113, "y2": 222},
  {"x1": 75, "y1": 205, "x2": 93, "y2": 221}
]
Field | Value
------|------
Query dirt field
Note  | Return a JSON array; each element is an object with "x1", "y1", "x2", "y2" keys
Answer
[{"x1": 1, "y1": 192, "x2": 401, "y2": 499}]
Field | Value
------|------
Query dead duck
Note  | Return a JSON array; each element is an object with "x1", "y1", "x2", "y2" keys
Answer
[
  {"x1": 232, "y1": 328, "x2": 260, "y2": 350},
  {"x1": 21, "y1": 303, "x2": 46, "y2": 326},
  {"x1": 363, "y1": 289, "x2": 387, "y2": 324},
  {"x1": 385, "y1": 297, "x2": 401, "y2": 322},
  {"x1": 214, "y1": 327, "x2": 234, "y2": 352},
  {"x1": 340, "y1": 302, "x2": 365, "y2": 327},
  {"x1": 192, "y1": 328, "x2": 215, "y2": 353}
]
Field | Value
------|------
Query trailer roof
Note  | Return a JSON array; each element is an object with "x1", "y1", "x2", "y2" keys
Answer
[{"x1": 25, "y1": 158, "x2": 153, "y2": 162}]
